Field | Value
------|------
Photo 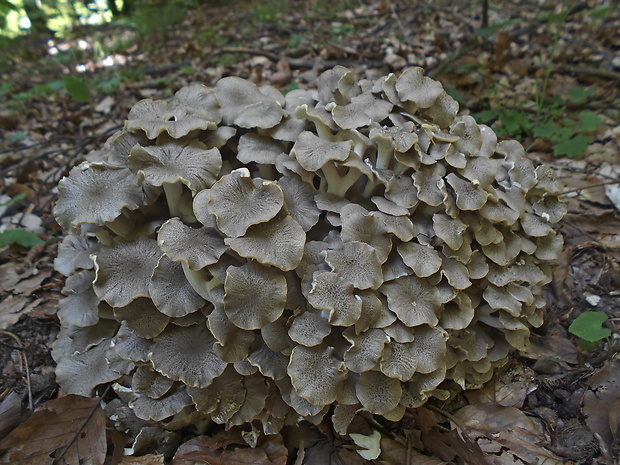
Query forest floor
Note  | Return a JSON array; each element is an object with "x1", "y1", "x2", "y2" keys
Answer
[{"x1": 0, "y1": 0, "x2": 619, "y2": 464}]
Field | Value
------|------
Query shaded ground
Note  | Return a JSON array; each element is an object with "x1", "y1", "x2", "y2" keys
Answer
[{"x1": 0, "y1": 0, "x2": 619, "y2": 463}]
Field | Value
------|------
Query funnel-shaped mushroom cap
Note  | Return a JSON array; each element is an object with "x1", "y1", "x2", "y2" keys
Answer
[
  {"x1": 149, "y1": 323, "x2": 226, "y2": 388},
  {"x1": 432, "y1": 213, "x2": 468, "y2": 250},
  {"x1": 150, "y1": 255, "x2": 206, "y2": 318},
  {"x1": 114, "y1": 297, "x2": 170, "y2": 339},
  {"x1": 343, "y1": 328, "x2": 389, "y2": 373},
  {"x1": 224, "y1": 261, "x2": 287, "y2": 330},
  {"x1": 187, "y1": 365, "x2": 244, "y2": 420},
  {"x1": 207, "y1": 169, "x2": 284, "y2": 238},
  {"x1": 93, "y1": 237, "x2": 162, "y2": 308},
  {"x1": 55, "y1": 335, "x2": 131, "y2": 396},
  {"x1": 214, "y1": 77, "x2": 283, "y2": 129},
  {"x1": 288, "y1": 311, "x2": 331, "y2": 347},
  {"x1": 308, "y1": 272, "x2": 363, "y2": 326},
  {"x1": 128, "y1": 141, "x2": 222, "y2": 192},
  {"x1": 129, "y1": 386, "x2": 193, "y2": 422},
  {"x1": 288, "y1": 345, "x2": 346, "y2": 406},
  {"x1": 325, "y1": 241, "x2": 384, "y2": 290},
  {"x1": 55, "y1": 164, "x2": 144, "y2": 230},
  {"x1": 208, "y1": 305, "x2": 255, "y2": 363},
  {"x1": 58, "y1": 270, "x2": 100, "y2": 327},
  {"x1": 237, "y1": 133, "x2": 286, "y2": 165},
  {"x1": 340, "y1": 204, "x2": 393, "y2": 263},
  {"x1": 331, "y1": 92, "x2": 393, "y2": 129},
  {"x1": 381, "y1": 275, "x2": 455, "y2": 327},
  {"x1": 55, "y1": 234, "x2": 99, "y2": 277},
  {"x1": 291, "y1": 131, "x2": 352, "y2": 171},
  {"x1": 225, "y1": 213, "x2": 305, "y2": 271},
  {"x1": 395, "y1": 67, "x2": 444, "y2": 110},
  {"x1": 126, "y1": 84, "x2": 222, "y2": 139},
  {"x1": 356, "y1": 371, "x2": 402, "y2": 415},
  {"x1": 131, "y1": 366, "x2": 174, "y2": 399},
  {"x1": 158, "y1": 218, "x2": 227, "y2": 271},
  {"x1": 277, "y1": 176, "x2": 321, "y2": 232}
]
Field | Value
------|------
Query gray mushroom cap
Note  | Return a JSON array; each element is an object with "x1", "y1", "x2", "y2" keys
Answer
[
  {"x1": 149, "y1": 323, "x2": 227, "y2": 388},
  {"x1": 126, "y1": 84, "x2": 222, "y2": 139},
  {"x1": 93, "y1": 237, "x2": 161, "y2": 308},
  {"x1": 54, "y1": 163, "x2": 145, "y2": 231},
  {"x1": 213, "y1": 77, "x2": 284, "y2": 129},
  {"x1": 206, "y1": 169, "x2": 284, "y2": 238}
]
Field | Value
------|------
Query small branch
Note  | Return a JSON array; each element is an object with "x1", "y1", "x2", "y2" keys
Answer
[
  {"x1": 0, "y1": 330, "x2": 33, "y2": 411},
  {"x1": 553, "y1": 65, "x2": 620, "y2": 81}
]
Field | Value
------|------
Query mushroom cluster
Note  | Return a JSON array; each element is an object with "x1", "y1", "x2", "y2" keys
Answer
[{"x1": 53, "y1": 66, "x2": 565, "y2": 438}]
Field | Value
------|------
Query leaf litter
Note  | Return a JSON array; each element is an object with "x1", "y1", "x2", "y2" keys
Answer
[{"x1": 0, "y1": 0, "x2": 619, "y2": 463}]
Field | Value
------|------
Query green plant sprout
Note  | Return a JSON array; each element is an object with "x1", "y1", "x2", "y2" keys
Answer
[
  {"x1": 473, "y1": 3, "x2": 606, "y2": 158},
  {"x1": 568, "y1": 311, "x2": 612, "y2": 349},
  {"x1": 0, "y1": 194, "x2": 44, "y2": 248}
]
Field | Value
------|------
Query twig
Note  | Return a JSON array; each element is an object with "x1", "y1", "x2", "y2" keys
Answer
[
  {"x1": 553, "y1": 65, "x2": 620, "y2": 81},
  {"x1": 425, "y1": 404, "x2": 468, "y2": 431},
  {"x1": 389, "y1": 4, "x2": 413, "y2": 46},
  {"x1": 212, "y1": 47, "x2": 281, "y2": 62},
  {"x1": 559, "y1": 180, "x2": 620, "y2": 196},
  {"x1": 0, "y1": 330, "x2": 33, "y2": 411}
]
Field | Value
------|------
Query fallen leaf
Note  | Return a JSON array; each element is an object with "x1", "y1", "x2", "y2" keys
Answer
[
  {"x1": 118, "y1": 454, "x2": 165, "y2": 465},
  {"x1": 465, "y1": 360, "x2": 537, "y2": 408},
  {"x1": 0, "y1": 295, "x2": 30, "y2": 330},
  {"x1": 584, "y1": 359, "x2": 620, "y2": 453},
  {"x1": 0, "y1": 391, "x2": 25, "y2": 438},
  {"x1": 171, "y1": 432, "x2": 287, "y2": 465},
  {"x1": 0, "y1": 394, "x2": 106, "y2": 465}
]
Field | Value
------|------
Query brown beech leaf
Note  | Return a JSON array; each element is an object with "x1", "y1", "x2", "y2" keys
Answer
[
  {"x1": 118, "y1": 454, "x2": 165, "y2": 464},
  {"x1": 0, "y1": 394, "x2": 106, "y2": 465},
  {"x1": 0, "y1": 391, "x2": 26, "y2": 439},
  {"x1": 171, "y1": 432, "x2": 287, "y2": 465}
]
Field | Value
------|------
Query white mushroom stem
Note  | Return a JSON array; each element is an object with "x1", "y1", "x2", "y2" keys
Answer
[
  {"x1": 391, "y1": 159, "x2": 410, "y2": 177},
  {"x1": 375, "y1": 142, "x2": 394, "y2": 171},
  {"x1": 163, "y1": 182, "x2": 196, "y2": 223},
  {"x1": 322, "y1": 162, "x2": 362, "y2": 197},
  {"x1": 105, "y1": 213, "x2": 134, "y2": 237},
  {"x1": 361, "y1": 175, "x2": 382, "y2": 198},
  {"x1": 94, "y1": 229, "x2": 114, "y2": 246},
  {"x1": 182, "y1": 261, "x2": 222, "y2": 304},
  {"x1": 258, "y1": 164, "x2": 277, "y2": 181},
  {"x1": 163, "y1": 182, "x2": 184, "y2": 219}
]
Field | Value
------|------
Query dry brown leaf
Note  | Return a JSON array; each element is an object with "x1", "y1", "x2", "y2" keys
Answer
[
  {"x1": 453, "y1": 403, "x2": 564, "y2": 465},
  {"x1": 521, "y1": 334, "x2": 579, "y2": 364},
  {"x1": 0, "y1": 391, "x2": 25, "y2": 439},
  {"x1": 378, "y1": 437, "x2": 447, "y2": 465},
  {"x1": 118, "y1": 454, "x2": 165, "y2": 465},
  {"x1": 0, "y1": 295, "x2": 30, "y2": 330},
  {"x1": 0, "y1": 394, "x2": 106, "y2": 465},
  {"x1": 465, "y1": 360, "x2": 537, "y2": 408},
  {"x1": 584, "y1": 359, "x2": 620, "y2": 455},
  {"x1": 171, "y1": 431, "x2": 287, "y2": 465}
]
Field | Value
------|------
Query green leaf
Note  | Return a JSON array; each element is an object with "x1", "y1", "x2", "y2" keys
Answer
[
  {"x1": 500, "y1": 110, "x2": 530, "y2": 136},
  {"x1": 577, "y1": 111, "x2": 604, "y2": 132},
  {"x1": 475, "y1": 109, "x2": 501, "y2": 124},
  {"x1": 0, "y1": 192, "x2": 25, "y2": 207},
  {"x1": 445, "y1": 86, "x2": 466, "y2": 104},
  {"x1": 62, "y1": 75, "x2": 91, "y2": 103},
  {"x1": 589, "y1": 5, "x2": 610, "y2": 19},
  {"x1": 477, "y1": 19, "x2": 519, "y2": 38},
  {"x1": 569, "y1": 311, "x2": 611, "y2": 343},
  {"x1": 0, "y1": 229, "x2": 44, "y2": 247},
  {"x1": 553, "y1": 134, "x2": 592, "y2": 157},
  {"x1": 534, "y1": 121, "x2": 563, "y2": 141},
  {"x1": 568, "y1": 86, "x2": 595, "y2": 103}
]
